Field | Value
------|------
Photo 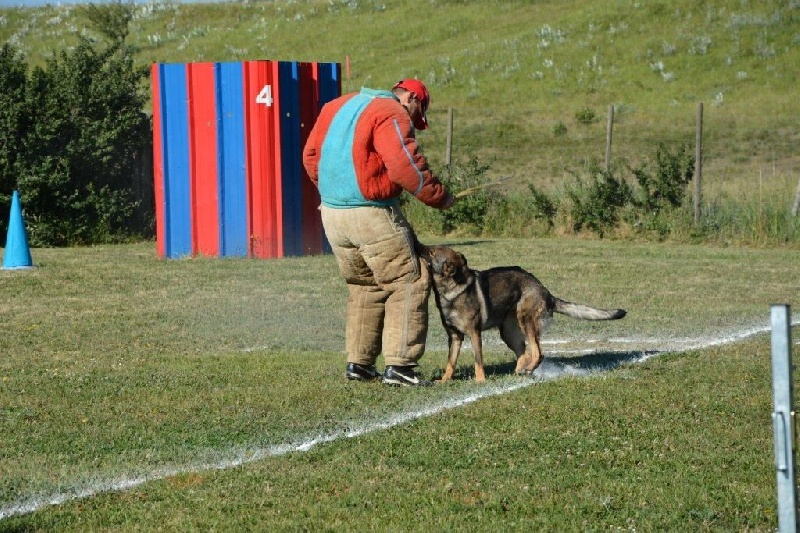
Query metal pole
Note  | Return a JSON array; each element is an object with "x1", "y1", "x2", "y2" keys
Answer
[{"x1": 771, "y1": 304, "x2": 797, "y2": 533}]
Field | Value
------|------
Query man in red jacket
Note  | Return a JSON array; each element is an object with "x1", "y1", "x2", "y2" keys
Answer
[{"x1": 303, "y1": 79, "x2": 455, "y2": 386}]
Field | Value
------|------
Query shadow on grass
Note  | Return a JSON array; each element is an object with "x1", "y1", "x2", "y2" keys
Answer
[
  {"x1": 440, "y1": 239, "x2": 494, "y2": 248},
  {"x1": 432, "y1": 349, "x2": 663, "y2": 381}
]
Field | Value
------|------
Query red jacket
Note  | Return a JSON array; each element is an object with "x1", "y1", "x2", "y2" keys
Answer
[{"x1": 302, "y1": 87, "x2": 450, "y2": 209}]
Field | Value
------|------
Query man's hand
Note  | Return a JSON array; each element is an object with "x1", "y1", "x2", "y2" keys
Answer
[{"x1": 441, "y1": 193, "x2": 456, "y2": 210}]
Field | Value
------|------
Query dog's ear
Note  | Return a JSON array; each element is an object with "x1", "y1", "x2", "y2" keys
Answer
[{"x1": 450, "y1": 253, "x2": 471, "y2": 284}]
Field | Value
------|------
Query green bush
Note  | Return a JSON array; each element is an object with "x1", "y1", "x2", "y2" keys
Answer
[
  {"x1": 402, "y1": 156, "x2": 502, "y2": 236},
  {"x1": 438, "y1": 156, "x2": 497, "y2": 233},
  {"x1": 630, "y1": 142, "x2": 695, "y2": 212},
  {"x1": 527, "y1": 183, "x2": 558, "y2": 228},
  {"x1": 482, "y1": 190, "x2": 558, "y2": 238},
  {"x1": 0, "y1": 32, "x2": 150, "y2": 246},
  {"x1": 403, "y1": 145, "x2": 798, "y2": 246},
  {"x1": 0, "y1": 43, "x2": 29, "y2": 241},
  {"x1": 566, "y1": 165, "x2": 634, "y2": 236},
  {"x1": 575, "y1": 107, "x2": 598, "y2": 125},
  {"x1": 78, "y1": 0, "x2": 135, "y2": 45}
]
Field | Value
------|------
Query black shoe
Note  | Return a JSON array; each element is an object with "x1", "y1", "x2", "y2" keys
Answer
[
  {"x1": 382, "y1": 366, "x2": 432, "y2": 387},
  {"x1": 346, "y1": 363, "x2": 381, "y2": 381}
]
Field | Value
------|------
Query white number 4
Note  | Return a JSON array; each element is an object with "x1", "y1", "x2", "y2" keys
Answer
[{"x1": 256, "y1": 85, "x2": 273, "y2": 107}]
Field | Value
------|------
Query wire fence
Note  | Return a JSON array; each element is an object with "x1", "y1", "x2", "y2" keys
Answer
[{"x1": 420, "y1": 102, "x2": 800, "y2": 197}]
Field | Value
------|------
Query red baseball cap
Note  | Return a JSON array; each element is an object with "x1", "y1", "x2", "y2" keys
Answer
[{"x1": 393, "y1": 78, "x2": 430, "y2": 130}]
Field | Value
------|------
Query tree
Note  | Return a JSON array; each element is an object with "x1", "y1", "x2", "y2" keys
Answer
[
  {"x1": 78, "y1": 0, "x2": 136, "y2": 47},
  {"x1": 0, "y1": 43, "x2": 29, "y2": 241},
  {"x1": 17, "y1": 36, "x2": 150, "y2": 245}
]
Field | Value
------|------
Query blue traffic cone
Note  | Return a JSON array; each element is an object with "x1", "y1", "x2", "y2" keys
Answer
[{"x1": 2, "y1": 190, "x2": 33, "y2": 270}]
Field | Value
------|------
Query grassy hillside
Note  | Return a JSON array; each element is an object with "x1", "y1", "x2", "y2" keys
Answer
[{"x1": 2, "y1": 0, "x2": 798, "y2": 190}]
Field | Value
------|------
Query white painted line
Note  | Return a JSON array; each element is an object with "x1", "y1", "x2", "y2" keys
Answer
[
  {"x1": 0, "y1": 380, "x2": 533, "y2": 521},
  {"x1": 1, "y1": 320, "x2": 797, "y2": 521}
]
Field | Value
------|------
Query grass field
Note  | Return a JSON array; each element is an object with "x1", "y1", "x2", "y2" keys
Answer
[
  {"x1": 1, "y1": 0, "x2": 799, "y2": 529},
  {"x1": 1, "y1": 238, "x2": 799, "y2": 529}
]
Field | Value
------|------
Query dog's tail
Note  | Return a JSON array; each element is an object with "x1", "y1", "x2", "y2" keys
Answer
[{"x1": 553, "y1": 297, "x2": 626, "y2": 320}]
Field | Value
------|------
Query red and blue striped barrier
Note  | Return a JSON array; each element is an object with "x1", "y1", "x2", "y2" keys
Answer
[{"x1": 151, "y1": 60, "x2": 340, "y2": 259}]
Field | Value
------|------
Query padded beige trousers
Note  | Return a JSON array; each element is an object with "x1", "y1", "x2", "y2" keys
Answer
[{"x1": 321, "y1": 205, "x2": 431, "y2": 368}]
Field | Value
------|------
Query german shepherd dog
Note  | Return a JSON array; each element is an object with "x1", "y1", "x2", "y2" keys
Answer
[{"x1": 416, "y1": 244, "x2": 626, "y2": 383}]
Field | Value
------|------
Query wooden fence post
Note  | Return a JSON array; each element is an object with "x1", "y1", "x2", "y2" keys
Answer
[
  {"x1": 605, "y1": 104, "x2": 614, "y2": 171},
  {"x1": 694, "y1": 102, "x2": 703, "y2": 226},
  {"x1": 445, "y1": 106, "x2": 453, "y2": 166}
]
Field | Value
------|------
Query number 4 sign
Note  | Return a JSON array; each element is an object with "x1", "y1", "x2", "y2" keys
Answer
[{"x1": 256, "y1": 85, "x2": 273, "y2": 107}]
